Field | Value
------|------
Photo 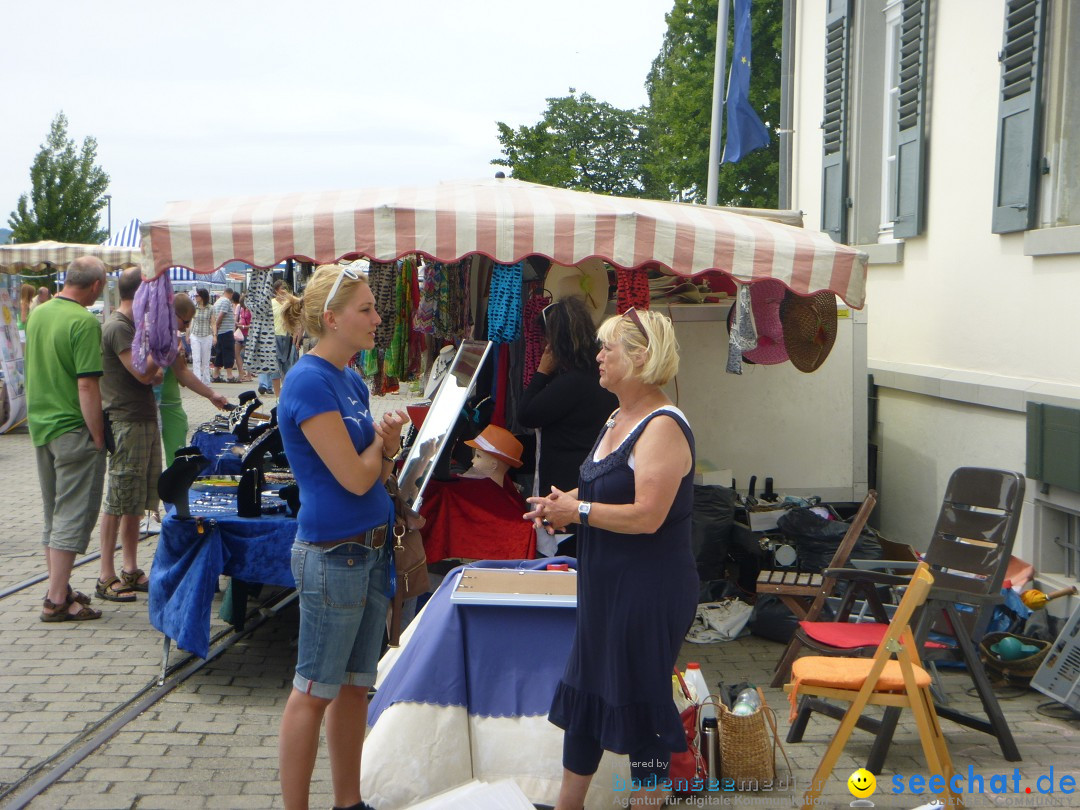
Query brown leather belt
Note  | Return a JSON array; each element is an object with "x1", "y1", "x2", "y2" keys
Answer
[{"x1": 309, "y1": 524, "x2": 388, "y2": 549}]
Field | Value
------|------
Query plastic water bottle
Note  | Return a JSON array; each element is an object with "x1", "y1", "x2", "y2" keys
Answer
[
  {"x1": 731, "y1": 686, "x2": 761, "y2": 716},
  {"x1": 684, "y1": 663, "x2": 715, "y2": 721}
]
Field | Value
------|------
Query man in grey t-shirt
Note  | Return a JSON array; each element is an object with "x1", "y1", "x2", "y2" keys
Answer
[
  {"x1": 96, "y1": 268, "x2": 163, "y2": 602},
  {"x1": 211, "y1": 287, "x2": 237, "y2": 382}
]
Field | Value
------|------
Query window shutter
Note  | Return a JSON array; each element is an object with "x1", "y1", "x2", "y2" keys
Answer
[
  {"x1": 893, "y1": 0, "x2": 930, "y2": 238},
  {"x1": 991, "y1": 0, "x2": 1048, "y2": 234},
  {"x1": 821, "y1": 0, "x2": 852, "y2": 243}
]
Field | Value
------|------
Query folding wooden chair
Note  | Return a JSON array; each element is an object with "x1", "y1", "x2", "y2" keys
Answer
[
  {"x1": 785, "y1": 563, "x2": 961, "y2": 810},
  {"x1": 785, "y1": 467, "x2": 1025, "y2": 771},
  {"x1": 761, "y1": 490, "x2": 878, "y2": 687}
]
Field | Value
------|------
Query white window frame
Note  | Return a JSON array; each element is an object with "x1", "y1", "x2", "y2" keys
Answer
[
  {"x1": 877, "y1": 0, "x2": 904, "y2": 241},
  {"x1": 1037, "y1": 0, "x2": 1080, "y2": 229}
]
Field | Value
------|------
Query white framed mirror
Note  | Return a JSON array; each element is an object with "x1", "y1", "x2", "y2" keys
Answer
[{"x1": 396, "y1": 339, "x2": 493, "y2": 510}]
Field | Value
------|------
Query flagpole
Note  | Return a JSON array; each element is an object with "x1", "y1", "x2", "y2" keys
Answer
[{"x1": 706, "y1": 0, "x2": 731, "y2": 206}]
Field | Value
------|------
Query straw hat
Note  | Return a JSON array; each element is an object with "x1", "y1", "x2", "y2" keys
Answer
[
  {"x1": 464, "y1": 424, "x2": 524, "y2": 468},
  {"x1": 742, "y1": 279, "x2": 789, "y2": 365},
  {"x1": 780, "y1": 290, "x2": 838, "y2": 373},
  {"x1": 545, "y1": 257, "x2": 609, "y2": 326}
]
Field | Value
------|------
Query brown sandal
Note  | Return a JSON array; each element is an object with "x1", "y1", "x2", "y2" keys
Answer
[
  {"x1": 43, "y1": 585, "x2": 92, "y2": 606},
  {"x1": 120, "y1": 568, "x2": 149, "y2": 593},
  {"x1": 96, "y1": 575, "x2": 137, "y2": 602},
  {"x1": 40, "y1": 596, "x2": 102, "y2": 623}
]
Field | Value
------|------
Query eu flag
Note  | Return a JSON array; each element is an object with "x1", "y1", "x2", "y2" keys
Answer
[{"x1": 722, "y1": 0, "x2": 771, "y2": 164}]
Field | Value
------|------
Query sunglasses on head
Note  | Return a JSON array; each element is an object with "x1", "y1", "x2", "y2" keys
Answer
[
  {"x1": 622, "y1": 307, "x2": 650, "y2": 345},
  {"x1": 323, "y1": 266, "x2": 360, "y2": 314}
]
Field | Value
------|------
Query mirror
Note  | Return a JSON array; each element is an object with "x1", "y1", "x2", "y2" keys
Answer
[{"x1": 396, "y1": 339, "x2": 493, "y2": 510}]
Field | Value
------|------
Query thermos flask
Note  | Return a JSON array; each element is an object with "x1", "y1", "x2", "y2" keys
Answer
[{"x1": 701, "y1": 715, "x2": 721, "y2": 781}]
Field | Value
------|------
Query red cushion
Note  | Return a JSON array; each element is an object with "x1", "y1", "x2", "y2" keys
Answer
[{"x1": 800, "y1": 621, "x2": 948, "y2": 649}]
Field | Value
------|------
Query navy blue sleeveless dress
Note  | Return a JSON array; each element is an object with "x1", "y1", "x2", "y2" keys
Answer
[{"x1": 548, "y1": 407, "x2": 699, "y2": 755}]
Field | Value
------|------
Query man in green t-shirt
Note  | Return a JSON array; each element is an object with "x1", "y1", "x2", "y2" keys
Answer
[{"x1": 26, "y1": 256, "x2": 108, "y2": 623}]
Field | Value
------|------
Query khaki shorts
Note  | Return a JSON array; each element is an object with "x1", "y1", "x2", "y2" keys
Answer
[
  {"x1": 35, "y1": 426, "x2": 107, "y2": 554},
  {"x1": 104, "y1": 418, "x2": 162, "y2": 516}
]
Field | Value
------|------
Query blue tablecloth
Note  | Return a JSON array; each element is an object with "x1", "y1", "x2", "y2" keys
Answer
[
  {"x1": 368, "y1": 557, "x2": 577, "y2": 724},
  {"x1": 191, "y1": 430, "x2": 243, "y2": 475},
  {"x1": 149, "y1": 501, "x2": 297, "y2": 658}
]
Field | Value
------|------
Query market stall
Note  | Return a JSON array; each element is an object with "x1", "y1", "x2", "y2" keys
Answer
[
  {"x1": 0, "y1": 240, "x2": 143, "y2": 434},
  {"x1": 138, "y1": 176, "x2": 869, "y2": 806}
]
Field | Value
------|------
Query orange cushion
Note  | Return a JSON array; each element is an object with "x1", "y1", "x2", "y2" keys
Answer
[{"x1": 789, "y1": 656, "x2": 931, "y2": 721}]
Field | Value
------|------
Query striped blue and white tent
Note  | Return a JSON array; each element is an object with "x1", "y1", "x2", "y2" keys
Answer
[{"x1": 104, "y1": 219, "x2": 227, "y2": 284}]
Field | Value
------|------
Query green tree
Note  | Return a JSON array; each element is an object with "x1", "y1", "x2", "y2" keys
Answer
[
  {"x1": 8, "y1": 112, "x2": 110, "y2": 243},
  {"x1": 493, "y1": 90, "x2": 651, "y2": 198},
  {"x1": 645, "y1": 0, "x2": 782, "y2": 206}
]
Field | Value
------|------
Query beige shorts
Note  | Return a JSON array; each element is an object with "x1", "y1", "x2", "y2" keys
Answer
[
  {"x1": 104, "y1": 418, "x2": 162, "y2": 516},
  {"x1": 35, "y1": 426, "x2": 107, "y2": 553}
]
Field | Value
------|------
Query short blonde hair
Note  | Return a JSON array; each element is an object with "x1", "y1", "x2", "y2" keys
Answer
[
  {"x1": 281, "y1": 263, "x2": 370, "y2": 339},
  {"x1": 596, "y1": 308, "x2": 679, "y2": 386}
]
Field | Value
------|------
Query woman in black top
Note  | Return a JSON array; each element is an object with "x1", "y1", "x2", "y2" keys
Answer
[{"x1": 518, "y1": 295, "x2": 617, "y2": 555}]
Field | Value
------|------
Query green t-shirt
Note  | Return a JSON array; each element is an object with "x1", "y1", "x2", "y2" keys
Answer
[
  {"x1": 159, "y1": 365, "x2": 181, "y2": 407},
  {"x1": 25, "y1": 297, "x2": 103, "y2": 447}
]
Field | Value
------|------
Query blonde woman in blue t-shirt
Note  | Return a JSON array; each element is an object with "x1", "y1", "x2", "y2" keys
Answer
[{"x1": 276, "y1": 264, "x2": 408, "y2": 810}]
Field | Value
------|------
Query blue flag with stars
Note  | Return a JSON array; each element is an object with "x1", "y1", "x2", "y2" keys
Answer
[{"x1": 722, "y1": 0, "x2": 771, "y2": 164}]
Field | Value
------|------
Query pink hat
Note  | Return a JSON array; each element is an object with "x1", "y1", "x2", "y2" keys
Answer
[{"x1": 742, "y1": 279, "x2": 789, "y2": 365}]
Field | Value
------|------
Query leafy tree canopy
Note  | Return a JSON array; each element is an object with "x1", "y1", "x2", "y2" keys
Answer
[
  {"x1": 8, "y1": 112, "x2": 110, "y2": 244},
  {"x1": 645, "y1": 0, "x2": 782, "y2": 206},
  {"x1": 493, "y1": 90, "x2": 651, "y2": 198},
  {"x1": 492, "y1": 0, "x2": 783, "y2": 208}
]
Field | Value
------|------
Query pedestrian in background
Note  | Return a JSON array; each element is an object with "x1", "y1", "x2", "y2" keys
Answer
[
  {"x1": 211, "y1": 287, "x2": 237, "y2": 383},
  {"x1": 233, "y1": 291, "x2": 253, "y2": 382},
  {"x1": 25, "y1": 256, "x2": 107, "y2": 622},
  {"x1": 271, "y1": 279, "x2": 301, "y2": 396},
  {"x1": 159, "y1": 294, "x2": 230, "y2": 466},
  {"x1": 189, "y1": 288, "x2": 214, "y2": 385},
  {"x1": 95, "y1": 268, "x2": 163, "y2": 603}
]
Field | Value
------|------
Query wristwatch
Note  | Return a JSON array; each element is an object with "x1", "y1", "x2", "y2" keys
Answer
[{"x1": 578, "y1": 501, "x2": 592, "y2": 527}]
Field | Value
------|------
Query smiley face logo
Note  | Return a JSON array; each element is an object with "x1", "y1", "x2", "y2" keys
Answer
[{"x1": 847, "y1": 768, "x2": 877, "y2": 799}]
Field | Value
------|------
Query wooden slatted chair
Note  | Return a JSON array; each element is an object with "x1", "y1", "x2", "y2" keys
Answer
[
  {"x1": 785, "y1": 467, "x2": 1025, "y2": 772},
  {"x1": 785, "y1": 562, "x2": 961, "y2": 810},
  {"x1": 760, "y1": 490, "x2": 878, "y2": 688}
]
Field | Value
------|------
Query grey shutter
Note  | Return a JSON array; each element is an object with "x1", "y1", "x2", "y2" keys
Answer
[
  {"x1": 893, "y1": 0, "x2": 930, "y2": 238},
  {"x1": 991, "y1": 0, "x2": 1048, "y2": 234},
  {"x1": 821, "y1": 0, "x2": 851, "y2": 243}
]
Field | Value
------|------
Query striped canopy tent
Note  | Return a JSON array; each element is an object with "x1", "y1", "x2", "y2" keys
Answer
[
  {"x1": 0, "y1": 240, "x2": 141, "y2": 275},
  {"x1": 140, "y1": 177, "x2": 869, "y2": 308}
]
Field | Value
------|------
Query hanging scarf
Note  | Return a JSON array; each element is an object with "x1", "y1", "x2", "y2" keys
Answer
[
  {"x1": 133, "y1": 273, "x2": 178, "y2": 374},
  {"x1": 486, "y1": 262, "x2": 523, "y2": 344},
  {"x1": 522, "y1": 290, "x2": 550, "y2": 386},
  {"x1": 726, "y1": 284, "x2": 759, "y2": 375},
  {"x1": 616, "y1": 266, "x2": 650, "y2": 313},
  {"x1": 370, "y1": 261, "x2": 397, "y2": 349}
]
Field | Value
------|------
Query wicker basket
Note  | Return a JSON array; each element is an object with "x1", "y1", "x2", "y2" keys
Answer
[
  {"x1": 718, "y1": 688, "x2": 777, "y2": 788},
  {"x1": 978, "y1": 632, "x2": 1051, "y2": 686}
]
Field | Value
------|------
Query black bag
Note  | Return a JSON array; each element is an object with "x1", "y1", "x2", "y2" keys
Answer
[
  {"x1": 692, "y1": 485, "x2": 736, "y2": 581},
  {"x1": 776, "y1": 507, "x2": 883, "y2": 573}
]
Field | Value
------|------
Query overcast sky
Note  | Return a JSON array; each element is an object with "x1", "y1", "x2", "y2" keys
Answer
[{"x1": 1, "y1": 0, "x2": 676, "y2": 238}]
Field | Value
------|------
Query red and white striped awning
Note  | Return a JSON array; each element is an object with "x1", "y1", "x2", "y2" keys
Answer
[{"x1": 140, "y1": 177, "x2": 869, "y2": 308}]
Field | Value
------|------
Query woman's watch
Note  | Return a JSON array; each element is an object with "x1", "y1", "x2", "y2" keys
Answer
[{"x1": 578, "y1": 501, "x2": 592, "y2": 527}]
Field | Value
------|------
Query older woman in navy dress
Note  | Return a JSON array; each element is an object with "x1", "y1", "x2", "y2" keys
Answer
[{"x1": 526, "y1": 307, "x2": 698, "y2": 808}]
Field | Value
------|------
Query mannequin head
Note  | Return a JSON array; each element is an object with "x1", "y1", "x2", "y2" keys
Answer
[{"x1": 462, "y1": 424, "x2": 523, "y2": 484}]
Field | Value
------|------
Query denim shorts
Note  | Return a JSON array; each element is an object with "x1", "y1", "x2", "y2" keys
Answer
[{"x1": 291, "y1": 538, "x2": 390, "y2": 700}]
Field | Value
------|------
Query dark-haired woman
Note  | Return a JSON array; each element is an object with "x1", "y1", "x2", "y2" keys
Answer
[
  {"x1": 188, "y1": 288, "x2": 214, "y2": 385},
  {"x1": 517, "y1": 295, "x2": 617, "y2": 556}
]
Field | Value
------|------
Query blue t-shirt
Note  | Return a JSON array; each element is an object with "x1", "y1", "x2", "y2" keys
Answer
[{"x1": 278, "y1": 354, "x2": 394, "y2": 542}]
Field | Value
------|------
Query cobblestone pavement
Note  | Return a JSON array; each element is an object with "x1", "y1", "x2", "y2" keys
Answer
[{"x1": 0, "y1": 383, "x2": 1077, "y2": 809}]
